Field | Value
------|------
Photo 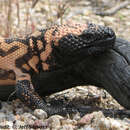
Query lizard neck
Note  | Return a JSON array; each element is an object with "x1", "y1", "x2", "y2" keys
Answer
[{"x1": 28, "y1": 29, "x2": 48, "y2": 72}]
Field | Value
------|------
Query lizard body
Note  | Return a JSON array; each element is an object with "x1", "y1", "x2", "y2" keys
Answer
[{"x1": 0, "y1": 22, "x2": 116, "y2": 115}]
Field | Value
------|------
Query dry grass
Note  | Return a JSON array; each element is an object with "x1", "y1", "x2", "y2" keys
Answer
[{"x1": 0, "y1": 0, "x2": 72, "y2": 38}]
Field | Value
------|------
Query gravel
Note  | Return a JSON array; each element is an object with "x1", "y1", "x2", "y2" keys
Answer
[{"x1": 0, "y1": 0, "x2": 130, "y2": 129}]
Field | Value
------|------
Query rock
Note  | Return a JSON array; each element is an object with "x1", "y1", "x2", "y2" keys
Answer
[
  {"x1": 0, "y1": 102, "x2": 13, "y2": 114},
  {"x1": 73, "y1": 113, "x2": 81, "y2": 121},
  {"x1": 33, "y1": 109, "x2": 47, "y2": 120},
  {"x1": 120, "y1": 10, "x2": 130, "y2": 16},
  {"x1": 13, "y1": 120, "x2": 26, "y2": 129},
  {"x1": 77, "y1": 111, "x2": 130, "y2": 129},
  {"x1": 97, "y1": 118, "x2": 121, "y2": 130},
  {"x1": 20, "y1": 113, "x2": 37, "y2": 124},
  {"x1": 78, "y1": 111, "x2": 105, "y2": 126},
  {"x1": 123, "y1": 118, "x2": 130, "y2": 124},
  {"x1": 33, "y1": 120, "x2": 48, "y2": 129},
  {"x1": 47, "y1": 115, "x2": 64, "y2": 129},
  {"x1": 103, "y1": 16, "x2": 116, "y2": 25},
  {"x1": 77, "y1": 113, "x2": 94, "y2": 125},
  {"x1": 60, "y1": 124, "x2": 76, "y2": 130},
  {"x1": 93, "y1": 117, "x2": 130, "y2": 130},
  {"x1": 6, "y1": 114, "x2": 15, "y2": 122},
  {"x1": 15, "y1": 108, "x2": 24, "y2": 115},
  {"x1": 0, "y1": 112, "x2": 6, "y2": 122},
  {"x1": 125, "y1": 22, "x2": 130, "y2": 26},
  {"x1": 61, "y1": 119, "x2": 77, "y2": 126},
  {"x1": 0, "y1": 121, "x2": 13, "y2": 129},
  {"x1": 83, "y1": 125, "x2": 96, "y2": 130}
]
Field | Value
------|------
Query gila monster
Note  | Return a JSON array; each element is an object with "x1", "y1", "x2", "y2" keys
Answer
[{"x1": 0, "y1": 22, "x2": 116, "y2": 116}]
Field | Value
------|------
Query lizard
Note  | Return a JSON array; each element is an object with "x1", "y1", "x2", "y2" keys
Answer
[{"x1": 0, "y1": 22, "x2": 116, "y2": 116}]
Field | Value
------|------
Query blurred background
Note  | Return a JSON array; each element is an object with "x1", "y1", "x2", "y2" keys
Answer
[
  {"x1": 0, "y1": 1, "x2": 130, "y2": 128},
  {"x1": 0, "y1": 0, "x2": 129, "y2": 41}
]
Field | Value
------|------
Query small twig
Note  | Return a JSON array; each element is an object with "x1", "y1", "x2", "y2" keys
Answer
[
  {"x1": 7, "y1": 90, "x2": 16, "y2": 102},
  {"x1": 57, "y1": 1, "x2": 69, "y2": 24},
  {"x1": 95, "y1": 1, "x2": 130, "y2": 16},
  {"x1": 7, "y1": 0, "x2": 12, "y2": 37},
  {"x1": 16, "y1": 0, "x2": 20, "y2": 27},
  {"x1": 32, "y1": 0, "x2": 39, "y2": 8},
  {"x1": 24, "y1": 0, "x2": 29, "y2": 35}
]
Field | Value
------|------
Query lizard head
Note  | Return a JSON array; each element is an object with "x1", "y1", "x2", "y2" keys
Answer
[
  {"x1": 37, "y1": 22, "x2": 116, "y2": 71},
  {"x1": 49, "y1": 22, "x2": 116, "y2": 66}
]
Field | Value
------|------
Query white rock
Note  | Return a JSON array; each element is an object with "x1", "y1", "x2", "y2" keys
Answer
[
  {"x1": 0, "y1": 112, "x2": 6, "y2": 122},
  {"x1": 60, "y1": 124, "x2": 76, "y2": 130},
  {"x1": 0, "y1": 121, "x2": 13, "y2": 129},
  {"x1": 47, "y1": 115, "x2": 64, "y2": 129},
  {"x1": 20, "y1": 113, "x2": 37, "y2": 124},
  {"x1": 103, "y1": 16, "x2": 116, "y2": 25},
  {"x1": 34, "y1": 109, "x2": 47, "y2": 120}
]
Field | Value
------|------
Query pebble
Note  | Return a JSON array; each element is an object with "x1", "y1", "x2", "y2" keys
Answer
[
  {"x1": 123, "y1": 118, "x2": 130, "y2": 124},
  {"x1": 0, "y1": 1, "x2": 130, "y2": 130},
  {"x1": 33, "y1": 120, "x2": 48, "y2": 129},
  {"x1": 15, "y1": 108, "x2": 24, "y2": 115},
  {"x1": 61, "y1": 119, "x2": 77, "y2": 126},
  {"x1": 20, "y1": 113, "x2": 37, "y2": 124},
  {"x1": 97, "y1": 117, "x2": 130, "y2": 130},
  {"x1": 83, "y1": 125, "x2": 96, "y2": 130},
  {"x1": 0, "y1": 112, "x2": 6, "y2": 122},
  {"x1": 0, "y1": 121, "x2": 13, "y2": 129},
  {"x1": 33, "y1": 109, "x2": 47, "y2": 120},
  {"x1": 60, "y1": 124, "x2": 76, "y2": 130},
  {"x1": 0, "y1": 102, "x2": 13, "y2": 114},
  {"x1": 77, "y1": 113, "x2": 94, "y2": 125},
  {"x1": 6, "y1": 114, "x2": 15, "y2": 122},
  {"x1": 103, "y1": 16, "x2": 116, "y2": 25},
  {"x1": 47, "y1": 115, "x2": 64, "y2": 129},
  {"x1": 13, "y1": 120, "x2": 26, "y2": 129}
]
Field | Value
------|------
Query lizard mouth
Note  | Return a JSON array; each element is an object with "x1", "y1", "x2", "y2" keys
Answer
[
  {"x1": 52, "y1": 36, "x2": 116, "y2": 67},
  {"x1": 77, "y1": 25, "x2": 116, "y2": 55},
  {"x1": 81, "y1": 36, "x2": 116, "y2": 55},
  {"x1": 62, "y1": 35, "x2": 116, "y2": 57}
]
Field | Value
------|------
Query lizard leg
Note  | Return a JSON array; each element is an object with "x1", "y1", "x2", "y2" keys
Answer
[
  {"x1": 16, "y1": 74, "x2": 77, "y2": 116},
  {"x1": 16, "y1": 75, "x2": 130, "y2": 118},
  {"x1": 16, "y1": 74, "x2": 49, "y2": 111}
]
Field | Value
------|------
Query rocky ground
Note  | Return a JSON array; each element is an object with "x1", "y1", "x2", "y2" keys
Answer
[{"x1": 0, "y1": 0, "x2": 130, "y2": 129}]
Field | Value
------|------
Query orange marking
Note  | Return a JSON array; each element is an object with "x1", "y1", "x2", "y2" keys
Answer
[
  {"x1": 0, "y1": 79, "x2": 16, "y2": 85},
  {"x1": 29, "y1": 39, "x2": 34, "y2": 49},
  {"x1": 0, "y1": 41, "x2": 28, "y2": 78},
  {"x1": 39, "y1": 22, "x2": 88, "y2": 71},
  {"x1": 22, "y1": 64, "x2": 30, "y2": 71},
  {"x1": 44, "y1": 23, "x2": 88, "y2": 46},
  {"x1": 28, "y1": 56, "x2": 39, "y2": 73},
  {"x1": 37, "y1": 40, "x2": 43, "y2": 50},
  {"x1": 42, "y1": 63, "x2": 49, "y2": 71},
  {"x1": 40, "y1": 44, "x2": 52, "y2": 62},
  {"x1": 44, "y1": 27, "x2": 56, "y2": 45}
]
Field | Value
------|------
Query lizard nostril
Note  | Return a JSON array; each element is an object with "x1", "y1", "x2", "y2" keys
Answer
[{"x1": 108, "y1": 28, "x2": 115, "y2": 37}]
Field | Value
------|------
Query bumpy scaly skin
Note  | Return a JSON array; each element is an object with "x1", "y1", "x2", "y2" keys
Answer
[{"x1": 0, "y1": 22, "x2": 116, "y2": 115}]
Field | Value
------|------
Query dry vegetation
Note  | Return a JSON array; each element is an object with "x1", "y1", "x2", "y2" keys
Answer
[
  {"x1": 0, "y1": 0, "x2": 130, "y2": 129},
  {"x1": 0, "y1": 0, "x2": 130, "y2": 40},
  {"x1": 0, "y1": 0, "x2": 129, "y2": 38}
]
